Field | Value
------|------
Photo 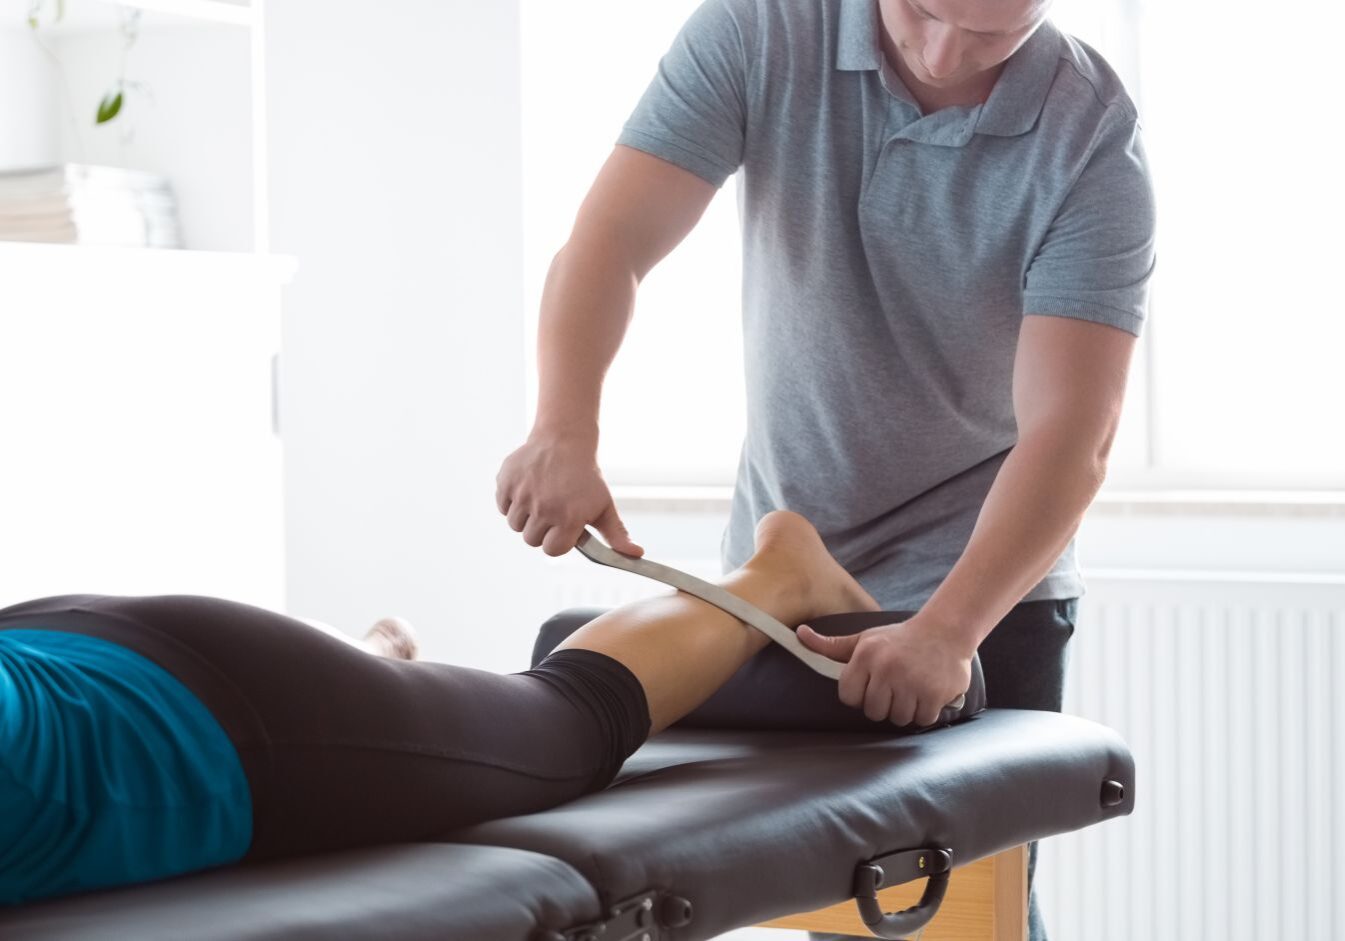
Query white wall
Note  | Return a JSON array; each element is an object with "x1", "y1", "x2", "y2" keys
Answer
[
  {"x1": 0, "y1": 30, "x2": 60, "y2": 168},
  {"x1": 267, "y1": 0, "x2": 557, "y2": 673}
]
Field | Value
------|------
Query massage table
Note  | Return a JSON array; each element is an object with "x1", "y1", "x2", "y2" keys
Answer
[{"x1": 0, "y1": 600, "x2": 1134, "y2": 940}]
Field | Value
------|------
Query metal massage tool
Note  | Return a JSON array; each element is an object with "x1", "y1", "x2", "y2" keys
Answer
[{"x1": 573, "y1": 528, "x2": 967, "y2": 711}]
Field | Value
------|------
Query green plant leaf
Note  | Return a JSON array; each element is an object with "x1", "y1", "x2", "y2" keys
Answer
[{"x1": 96, "y1": 89, "x2": 123, "y2": 124}]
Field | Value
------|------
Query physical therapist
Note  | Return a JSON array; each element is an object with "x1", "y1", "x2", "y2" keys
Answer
[{"x1": 496, "y1": 1, "x2": 1157, "y2": 938}]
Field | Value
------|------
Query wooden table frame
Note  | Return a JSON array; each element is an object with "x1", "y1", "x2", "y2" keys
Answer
[{"x1": 757, "y1": 844, "x2": 1028, "y2": 940}]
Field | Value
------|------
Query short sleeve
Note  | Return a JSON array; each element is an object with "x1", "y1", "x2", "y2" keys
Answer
[
  {"x1": 616, "y1": 0, "x2": 755, "y2": 188},
  {"x1": 1023, "y1": 108, "x2": 1158, "y2": 337}
]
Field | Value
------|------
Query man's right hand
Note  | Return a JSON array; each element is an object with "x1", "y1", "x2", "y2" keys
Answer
[
  {"x1": 495, "y1": 147, "x2": 712, "y2": 560},
  {"x1": 495, "y1": 428, "x2": 644, "y2": 559}
]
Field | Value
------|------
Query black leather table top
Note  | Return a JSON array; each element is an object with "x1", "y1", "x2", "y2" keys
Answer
[
  {"x1": 0, "y1": 709, "x2": 1133, "y2": 941},
  {"x1": 0, "y1": 844, "x2": 600, "y2": 941},
  {"x1": 450, "y1": 708, "x2": 1134, "y2": 939}
]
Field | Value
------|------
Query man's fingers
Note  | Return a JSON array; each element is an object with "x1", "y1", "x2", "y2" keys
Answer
[
  {"x1": 797, "y1": 625, "x2": 860, "y2": 663},
  {"x1": 914, "y1": 701, "x2": 945, "y2": 728},
  {"x1": 863, "y1": 683, "x2": 893, "y2": 723},
  {"x1": 888, "y1": 694, "x2": 917, "y2": 729},
  {"x1": 521, "y1": 515, "x2": 549, "y2": 548},
  {"x1": 506, "y1": 502, "x2": 529, "y2": 533},
  {"x1": 494, "y1": 455, "x2": 518, "y2": 515},
  {"x1": 542, "y1": 523, "x2": 584, "y2": 558},
  {"x1": 837, "y1": 661, "x2": 868, "y2": 709},
  {"x1": 594, "y1": 504, "x2": 643, "y2": 557}
]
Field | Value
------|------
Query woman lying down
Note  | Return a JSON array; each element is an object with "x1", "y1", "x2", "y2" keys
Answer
[{"x1": 0, "y1": 511, "x2": 898, "y2": 906}]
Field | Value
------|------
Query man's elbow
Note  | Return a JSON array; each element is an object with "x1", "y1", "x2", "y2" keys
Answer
[
  {"x1": 1094, "y1": 412, "x2": 1123, "y2": 467},
  {"x1": 1020, "y1": 411, "x2": 1118, "y2": 483}
]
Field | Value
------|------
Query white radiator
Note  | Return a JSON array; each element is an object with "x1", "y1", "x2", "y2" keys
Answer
[
  {"x1": 540, "y1": 558, "x2": 1345, "y2": 941},
  {"x1": 1042, "y1": 571, "x2": 1345, "y2": 941}
]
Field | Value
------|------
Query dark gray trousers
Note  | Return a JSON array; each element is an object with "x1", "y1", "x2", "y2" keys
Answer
[{"x1": 809, "y1": 596, "x2": 1079, "y2": 941}]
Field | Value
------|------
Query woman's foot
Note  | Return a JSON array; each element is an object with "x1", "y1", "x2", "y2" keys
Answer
[
  {"x1": 362, "y1": 616, "x2": 420, "y2": 660},
  {"x1": 745, "y1": 510, "x2": 881, "y2": 623}
]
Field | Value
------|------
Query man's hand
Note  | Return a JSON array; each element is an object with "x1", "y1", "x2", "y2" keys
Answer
[
  {"x1": 495, "y1": 427, "x2": 643, "y2": 558},
  {"x1": 796, "y1": 614, "x2": 974, "y2": 728}
]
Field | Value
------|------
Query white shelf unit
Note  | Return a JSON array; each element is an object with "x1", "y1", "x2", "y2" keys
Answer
[
  {"x1": 10, "y1": 0, "x2": 256, "y2": 27},
  {"x1": 2, "y1": 0, "x2": 271, "y2": 252},
  {"x1": 0, "y1": 1, "x2": 294, "y2": 608},
  {"x1": 97, "y1": 0, "x2": 256, "y2": 28}
]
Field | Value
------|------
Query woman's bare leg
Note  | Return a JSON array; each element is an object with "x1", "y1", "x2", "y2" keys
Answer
[{"x1": 557, "y1": 510, "x2": 881, "y2": 734}]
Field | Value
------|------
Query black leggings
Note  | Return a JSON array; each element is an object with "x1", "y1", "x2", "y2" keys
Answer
[{"x1": 0, "y1": 594, "x2": 651, "y2": 861}]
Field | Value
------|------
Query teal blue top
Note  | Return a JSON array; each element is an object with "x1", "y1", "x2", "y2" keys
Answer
[{"x1": 0, "y1": 629, "x2": 252, "y2": 905}]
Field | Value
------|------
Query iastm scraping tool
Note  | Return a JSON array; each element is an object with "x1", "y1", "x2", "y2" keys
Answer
[{"x1": 574, "y1": 527, "x2": 968, "y2": 711}]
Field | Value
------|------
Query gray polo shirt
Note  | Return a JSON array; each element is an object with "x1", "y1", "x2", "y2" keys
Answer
[{"x1": 617, "y1": 0, "x2": 1157, "y2": 611}]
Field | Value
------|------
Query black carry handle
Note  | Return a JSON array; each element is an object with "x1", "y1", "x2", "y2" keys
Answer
[{"x1": 852, "y1": 848, "x2": 953, "y2": 939}]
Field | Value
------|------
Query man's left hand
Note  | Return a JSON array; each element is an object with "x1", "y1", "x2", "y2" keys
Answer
[{"x1": 796, "y1": 615, "x2": 975, "y2": 728}]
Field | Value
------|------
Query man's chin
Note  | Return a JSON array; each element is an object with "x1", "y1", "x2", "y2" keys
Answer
[{"x1": 916, "y1": 67, "x2": 967, "y2": 88}]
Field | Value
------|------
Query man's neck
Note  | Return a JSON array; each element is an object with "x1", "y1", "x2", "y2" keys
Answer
[{"x1": 884, "y1": 38, "x2": 1005, "y2": 115}]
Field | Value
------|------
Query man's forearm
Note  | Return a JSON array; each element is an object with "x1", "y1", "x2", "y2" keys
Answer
[
  {"x1": 533, "y1": 236, "x2": 640, "y2": 438},
  {"x1": 918, "y1": 427, "x2": 1107, "y2": 652}
]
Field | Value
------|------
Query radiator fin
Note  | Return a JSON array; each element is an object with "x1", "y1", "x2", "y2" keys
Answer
[{"x1": 1044, "y1": 577, "x2": 1345, "y2": 941}]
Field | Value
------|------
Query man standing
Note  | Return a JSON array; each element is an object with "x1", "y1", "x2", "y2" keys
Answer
[{"x1": 496, "y1": 1, "x2": 1156, "y2": 937}]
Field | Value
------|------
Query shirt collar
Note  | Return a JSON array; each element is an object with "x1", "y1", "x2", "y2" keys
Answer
[
  {"x1": 836, "y1": 0, "x2": 1062, "y2": 138},
  {"x1": 973, "y1": 19, "x2": 1061, "y2": 137},
  {"x1": 836, "y1": 0, "x2": 883, "y2": 72}
]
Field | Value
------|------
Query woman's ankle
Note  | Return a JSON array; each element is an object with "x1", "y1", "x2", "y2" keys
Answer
[{"x1": 728, "y1": 557, "x2": 814, "y2": 628}]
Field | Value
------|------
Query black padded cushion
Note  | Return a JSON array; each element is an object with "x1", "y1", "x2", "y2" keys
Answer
[
  {"x1": 533, "y1": 608, "x2": 988, "y2": 732},
  {"x1": 0, "y1": 844, "x2": 601, "y2": 941},
  {"x1": 0, "y1": 713, "x2": 1134, "y2": 941},
  {"x1": 446, "y1": 709, "x2": 1135, "y2": 940}
]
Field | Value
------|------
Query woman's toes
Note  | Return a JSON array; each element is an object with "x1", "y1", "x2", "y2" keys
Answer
[{"x1": 364, "y1": 616, "x2": 420, "y2": 660}]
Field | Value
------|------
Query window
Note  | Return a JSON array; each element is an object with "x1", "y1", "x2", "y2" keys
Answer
[
  {"x1": 1123, "y1": 0, "x2": 1345, "y2": 488},
  {"x1": 520, "y1": 0, "x2": 744, "y2": 485},
  {"x1": 519, "y1": 0, "x2": 1345, "y2": 492}
]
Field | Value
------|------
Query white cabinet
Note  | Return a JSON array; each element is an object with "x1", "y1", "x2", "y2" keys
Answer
[
  {"x1": 0, "y1": 241, "x2": 294, "y2": 608},
  {"x1": 0, "y1": 0, "x2": 295, "y2": 610}
]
